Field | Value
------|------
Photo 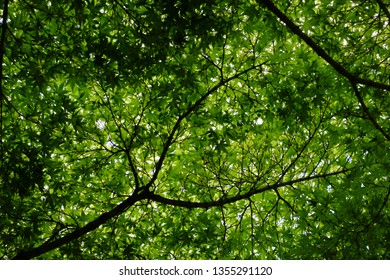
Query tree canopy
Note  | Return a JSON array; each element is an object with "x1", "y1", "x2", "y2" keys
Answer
[{"x1": 0, "y1": 0, "x2": 389, "y2": 260}]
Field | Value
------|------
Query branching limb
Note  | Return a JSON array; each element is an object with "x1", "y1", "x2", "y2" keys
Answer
[
  {"x1": 275, "y1": 189, "x2": 296, "y2": 213},
  {"x1": 12, "y1": 190, "x2": 150, "y2": 259},
  {"x1": 260, "y1": 0, "x2": 390, "y2": 90},
  {"x1": 148, "y1": 170, "x2": 349, "y2": 209},
  {"x1": 145, "y1": 63, "x2": 266, "y2": 191},
  {"x1": 11, "y1": 63, "x2": 267, "y2": 259},
  {"x1": 260, "y1": 0, "x2": 390, "y2": 141}
]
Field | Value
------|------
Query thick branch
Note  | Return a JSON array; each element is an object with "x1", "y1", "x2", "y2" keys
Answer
[
  {"x1": 261, "y1": 0, "x2": 390, "y2": 141},
  {"x1": 12, "y1": 190, "x2": 149, "y2": 259},
  {"x1": 148, "y1": 170, "x2": 348, "y2": 209},
  {"x1": 260, "y1": 0, "x2": 390, "y2": 91},
  {"x1": 375, "y1": 0, "x2": 390, "y2": 19}
]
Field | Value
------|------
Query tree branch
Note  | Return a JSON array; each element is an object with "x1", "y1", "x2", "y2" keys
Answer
[
  {"x1": 12, "y1": 190, "x2": 150, "y2": 259},
  {"x1": 260, "y1": 0, "x2": 390, "y2": 91},
  {"x1": 260, "y1": 0, "x2": 390, "y2": 141},
  {"x1": 148, "y1": 170, "x2": 349, "y2": 209},
  {"x1": 145, "y1": 63, "x2": 266, "y2": 190},
  {"x1": 11, "y1": 63, "x2": 266, "y2": 259},
  {"x1": 350, "y1": 83, "x2": 390, "y2": 141},
  {"x1": 375, "y1": 0, "x2": 390, "y2": 19}
]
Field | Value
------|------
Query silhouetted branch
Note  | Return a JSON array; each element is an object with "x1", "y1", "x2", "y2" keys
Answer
[
  {"x1": 261, "y1": 0, "x2": 390, "y2": 141},
  {"x1": 148, "y1": 170, "x2": 349, "y2": 209},
  {"x1": 375, "y1": 0, "x2": 390, "y2": 19},
  {"x1": 12, "y1": 191, "x2": 149, "y2": 259},
  {"x1": 260, "y1": 0, "x2": 390, "y2": 91}
]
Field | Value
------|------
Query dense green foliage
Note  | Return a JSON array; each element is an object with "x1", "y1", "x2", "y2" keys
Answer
[{"x1": 1, "y1": 0, "x2": 389, "y2": 259}]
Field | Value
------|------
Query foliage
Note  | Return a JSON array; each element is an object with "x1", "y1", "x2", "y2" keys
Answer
[{"x1": 0, "y1": 0, "x2": 389, "y2": 259}]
